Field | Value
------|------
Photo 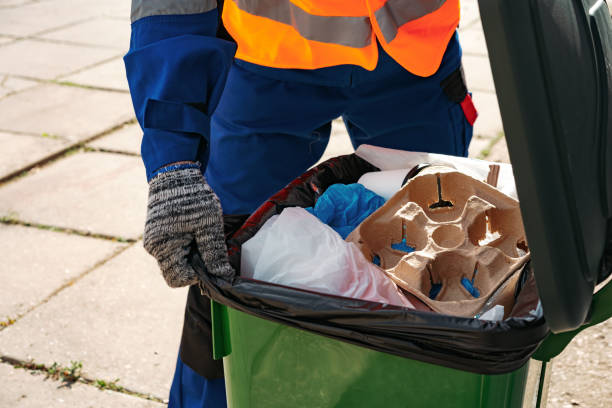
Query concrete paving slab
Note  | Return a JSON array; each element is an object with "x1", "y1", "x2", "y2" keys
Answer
[
  {"x1": 39, "y1": 18, "x2": 130, "y2": 51},
  {"x1": 0, "y1": 75, "x2": 38, "y2": 99},
  {"x1": 467, "y1": 133, "x2": 494, "y2": 159},
  {"x1": 0, "y1": 83, "x2": 134, "y2": 142},
  {"x1": 0, "y1": 0, "x2": 32, "y2": 7},
  {"x1": 62, "y1": 58, "x2": 128, "y2": 91},
  {"x1": 0, "y1": 36, "x2": 16, "y2": 46},
  {"x1": 471, "y1": 91, "x2": 503, "y2": 139},
  {"x1": 88, "y1": 123, "x2": 141, "y2": 155},
  {"x1": 0, "y1": 224, "x2": 122, "y2": 321},
  {"x1": 486, "y1": 135, "x2": 510, "y2": 163},
  {"x1": 0, "y1": 151, "x2": 147, "y2": 239},
  {"x1": 462, "y1": 54, "x2": 496, "y2": 93},
  {"x1": 0, "y1": 2, "x2": 96, "y2": 37},
  {"x1": 0, "y1": 244, "x2": 188, "y2": 399},
  {"x1": 459, "y1": 22, "x2": 488, "y2": 56},
  {"x1": 0, "y1": 132, "x2": 70, "y2": 180},
  {"x1": 73, "y1": 0, "x2": 131, "y2": 19},
  {"x1": 459, "y1": 0, "x2": 481, "y2": 30},
  {"x1": 316, "y1": 118, "x2": 354, "y2": 165},
  {"x1": 0, "y1": 40, "x2": 119, "y2": 80},
  {"x1": 547, "y1": 320, "x2": 612, "y2": 408},
  {"x1": 0, "y1": 363, "x2": 164, "y2": 408}
]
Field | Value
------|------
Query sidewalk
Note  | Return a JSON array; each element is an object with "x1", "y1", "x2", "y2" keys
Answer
[{"x1": 0, "y1": 1, "x2": 609, "y2": 407}]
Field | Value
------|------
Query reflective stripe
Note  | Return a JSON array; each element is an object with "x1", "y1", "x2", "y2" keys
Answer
[
  {"x1": 233, "y1": 0, "x2": 372, "y2": 48},
  {"x1": 131, "y1": 0, "x2": 217, "y2": 23},
  {"x1": 375, "y1": 0, "x2": 447, "y2": 43}
]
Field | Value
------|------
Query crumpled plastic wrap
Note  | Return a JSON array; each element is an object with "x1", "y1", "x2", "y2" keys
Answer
[{"x1": 241, "y1": 207, "x2": 414, "y2": 308}]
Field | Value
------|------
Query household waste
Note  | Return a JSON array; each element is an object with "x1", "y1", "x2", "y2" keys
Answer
[
  {"x1": 240, "y1": 162, "x2": 530, "y2": 320},
  {"x1": 241, "y1": 206, "x2": 414, "y2": 308},
  {"x1": 349, "y1": 165, "x2": 530, "y2": 318}
]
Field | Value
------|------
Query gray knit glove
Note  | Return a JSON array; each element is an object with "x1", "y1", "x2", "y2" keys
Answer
[{"x1": 143, "y1": 163, "x2": 234, "y2": 288}]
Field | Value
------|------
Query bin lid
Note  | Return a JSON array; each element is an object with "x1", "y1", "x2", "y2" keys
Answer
[{"x1": 478, "y1": 0, "x2": 612, "y2": 332}]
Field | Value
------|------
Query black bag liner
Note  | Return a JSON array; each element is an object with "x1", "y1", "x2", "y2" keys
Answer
[{"x1": 194, "y1": 154, "x2": 549, "y2": 375}]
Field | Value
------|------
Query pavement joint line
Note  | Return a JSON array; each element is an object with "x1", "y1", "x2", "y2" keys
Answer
[
  {"x1": 0, "y1": 2, "x2": 36, "y2": 10},
  {"x1": 29, "y1": 16, "x2": 99, "y2": 39},
  {"x1": 458, "y1": 18, "x2": 481, "y2": 32},
  {"x1": 469, "y1": 86, "x2": 497, "y2": 94},
  {"x1": 0, "y1": 243, "x2": 134, "y2": 332},
  {"x1": 477, "y1": 132, "x2": 505, "y2": 160},
  {"x1": 0, "y1": 217, "x2": 137, "y2": 244},
  {"x1": 0, "y1": 77, "x2": 45, "y2": 101},
  {"x1": 0, "y1": 73, "x2": 129, "y2": 96},
  {"x1": 0, "y1": 117, "x2": 137, "y2": 186},
  {"x1": 53, "y1": 52, "x2": 127, "y2": 82},
  {"x1": 462, "y1": 51, "x2": 489, "y2": 58},
  {"x1": 28, "y1": 35, "x2": 127, "y2": 51},
  {"x1": 0, "y1": 356, "x2": 167, "y2": 404},
  {"x1": 0, "y1": 127, "x2": 66, "y2": 139},
  {"x1": 84, "y1": 146, "x2": 140, "y2": 157},
  {"x1": 52, "y1": 79, "x2": 130, "y2": 94},
  {"x1": 0, "y1": 17, "x2": 98, "y2": 47}
]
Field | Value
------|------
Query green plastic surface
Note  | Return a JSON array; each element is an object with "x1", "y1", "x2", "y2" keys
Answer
[
  {"x1": 213, "y1": 302, "x2": 531, "y2": 408},
  {"x1": 533, "y1": 278, "x2": 612, "y2": 361},
  {"x1": 478, "y1": 0, "x2": 612, "y2": 332}
]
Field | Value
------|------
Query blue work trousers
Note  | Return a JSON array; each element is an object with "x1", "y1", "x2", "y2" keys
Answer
[{"x1": 170, "y1": 34, "x2": 472, "y2": 407}]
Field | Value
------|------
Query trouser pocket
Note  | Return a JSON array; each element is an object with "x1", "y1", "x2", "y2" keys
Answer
[{"x1": 441, "y1": 67, "x2": 478, "y2": 157}]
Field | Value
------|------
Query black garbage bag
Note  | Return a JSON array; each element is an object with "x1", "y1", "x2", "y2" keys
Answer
[{"x1": 194, "y1": 154, "x2": 549, "y2": 375}]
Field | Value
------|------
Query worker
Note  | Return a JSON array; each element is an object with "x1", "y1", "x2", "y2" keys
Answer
[{"x1": 124, "y1": 0, "x2": 477, "y2": 406}]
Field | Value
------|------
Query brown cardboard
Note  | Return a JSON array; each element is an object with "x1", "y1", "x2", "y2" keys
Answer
[{"x1": 347, "y1": 166, "x2": 530, "y2": 318}]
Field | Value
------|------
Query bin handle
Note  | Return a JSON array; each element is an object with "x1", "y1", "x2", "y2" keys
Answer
[
  {"x1": 211, "y1": 300, "x2": 232, "y2": 360},
  {"x1": 533, "y1": 277, "x2": 612, "y2": 361}
]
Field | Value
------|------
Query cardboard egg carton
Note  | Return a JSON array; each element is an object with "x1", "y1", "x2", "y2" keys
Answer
[{"x1": 347, "y1": 166, "x2": 530, "y2": 318}]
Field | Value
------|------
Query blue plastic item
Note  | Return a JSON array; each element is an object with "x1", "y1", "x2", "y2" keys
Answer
[{"x1": 305, "y1": 184, "x2": 386, "y2": 239}]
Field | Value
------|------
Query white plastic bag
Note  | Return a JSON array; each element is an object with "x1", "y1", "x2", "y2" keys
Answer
[
  {"x1": 356, "y1": 144, "x2": 518, "y2": 200},
  {"x1": 241, "y1": 207, "x2": 414, "y2": 308}
]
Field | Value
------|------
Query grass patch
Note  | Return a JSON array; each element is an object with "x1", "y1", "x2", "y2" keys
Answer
[
  {"x1": 95, "y1": 378, "x2": 124, "y2": 392},
  {"x1": 4, "y1": 357, "x2": 165, "y2": 403},
  {"x1": 16, "y1": 360, "x2": 83, "y2": 385},
  {"x1": 47, "y1": 361, "x2": 83, "y2": 384},
  {"x1": 477, "y1": 132, "x2": 505, "y2": 160},
  {"x1": 41, "y1": 132, "x2": 62, "y2": 140}
]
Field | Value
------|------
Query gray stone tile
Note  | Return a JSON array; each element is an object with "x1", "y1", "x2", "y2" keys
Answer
[
  {"x1": 0, "y1": 224, "x2": 122, "y2": 320},
  {"x1": 0, "y1": 2, "x2": 96, "y2": 37},
  {"x1": 462, "y1": 54, "x2": 496, "y2": 93},
  {"x1": 0, "y1": 151, "x2": 147, "y2": 239},
  {"x1": 471, "y1": 91, "x2": 503, "y2": 139},
  {"x1": 459, "y1": 22, "x2": 488, "y2": 56},
  {"x1": 0, "y1": 83, "x2": 134, "y2": 142},
  {"x1": 39, "y1": 18, "x2": 130, "y2": 51},
  {"x1": 0, "y1": 244, "x2": 188, "y2": 399},
  {"x1": 88, "y1": 123, "x2": 141, "y2": 155},
  {"x1": 62, "y1": 58, "x2": 128, "y2": 91},
  {"x1": 0, "y1": 40, "x2": 119, "y2": 80},
  {"x1": 0, "y1": 132, "x2": 70, "y2": 180},
  {"x1": 0, "y1": 363, "x2": 164, "y2": 408},
  {"x1": 0, "y1": 75, "x2": 38, "y2": 98}
]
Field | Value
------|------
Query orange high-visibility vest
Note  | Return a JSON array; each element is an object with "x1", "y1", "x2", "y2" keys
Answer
[{"x1": 222, "y1": 0, "x2": 460, "y2": 77}]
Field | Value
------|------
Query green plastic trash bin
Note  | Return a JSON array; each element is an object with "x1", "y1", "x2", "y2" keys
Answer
[{"x1": 198, "y1": 0, "x2": 612, "y2": 406}]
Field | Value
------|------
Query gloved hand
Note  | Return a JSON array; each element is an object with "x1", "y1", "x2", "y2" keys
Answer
[{"x1": 144, "y1": 162, "x2": 234, "y2": 287}]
